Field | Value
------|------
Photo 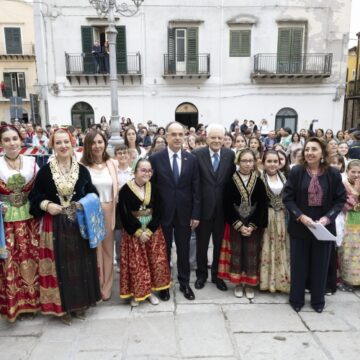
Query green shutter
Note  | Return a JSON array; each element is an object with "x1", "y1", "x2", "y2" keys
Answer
[
  {"x1": 168, "y1": 27, "x2": 176, "y2": 74},
  {"x1": 5, "y1": 28, "x2": 22, "y2": 54},
  {"x1": 230, "y1": 30, "x2": 251, "y2": 57},
  {"x1": 277, "y1": 27, "x2": 303, "y2": 73},
  {"x1": 81, "y1": 26, "x2": 94, "y2": 73},
  {"x1": 116, "y1": 26, "x2": 127, "y2": 74},
  {"x1": 17, "y1": 73, "x2": 26, "y2": 98},
  {"x1": 3, "y1": 73, "x2": 12, "y2": 98},
  {"x1": 186, "y1": 28, "x2": 198, "y2": 74}
]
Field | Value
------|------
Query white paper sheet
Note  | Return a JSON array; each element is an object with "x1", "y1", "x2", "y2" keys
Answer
[{"x1": 307, "y1": 223, "x2": 337, "y2": 242}]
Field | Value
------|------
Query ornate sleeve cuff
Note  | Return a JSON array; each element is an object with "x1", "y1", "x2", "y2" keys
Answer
[
  {"x1": 134, "y1": 229, "x2": 143, "y2": 238},
  {"x1": 40, "y1": 200, "x2": 50, "y2": 212},
  {"x1": 232, "y1": 220, "x2": 243, "y2": 231},
  {"x1": 144, "y1": 228, "x2": 153, "y2": 237},
  {"x1": 249, "y1": 223, "x2": 258, "y2": 230}
]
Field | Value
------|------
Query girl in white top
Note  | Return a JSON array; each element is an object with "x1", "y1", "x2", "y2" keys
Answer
[{"x1": 81, "y1": 130, "x2": 119, "y2": 301}]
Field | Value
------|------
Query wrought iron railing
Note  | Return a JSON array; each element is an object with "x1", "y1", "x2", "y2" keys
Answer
[
  {"x1": 164, "y1": 54, "x2": 210, "y2": 75},
  {"x1": 0, "y1": 43, "x2": 35, "y2": 56},
  {"x1": 347, "y1": 80, "x2": 360, "y2": 97},
  {"x1": 253, "y1": 53, "x2": 332, "y2": 75},
  {"x1": 65, "y1": 52, "x2": 141, "y2": 75}
]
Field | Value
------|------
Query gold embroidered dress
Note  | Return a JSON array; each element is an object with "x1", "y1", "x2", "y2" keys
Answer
[
  {"x1": 29, "y1": 158, "x2": 101, "y2": 315},
  {"x1": 0, "y1": 155, "x2": 40, "y2": 322},
  {"x1": 118, "y1": 181, "x2": 171, "y2": 301},
  {"x1": 259, "y1": 171, "x2": 290, "y2": 293}
]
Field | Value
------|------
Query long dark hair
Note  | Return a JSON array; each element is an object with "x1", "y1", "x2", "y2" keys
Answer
[
  {"x1": 81, "y1": 130, "x2": 110, "y2": 166},
  {"x1": 277, "y1": 150, "x2": 290, "y2": 178},
  {"x1": 124, "y1": 126, "x2": 141, "y2": 155},
  {"x1": 0, "y1": 125, "x2": 21, "y2": 141},
  {"x1": 300, "y1": 137, "x2": 329, "y2": 171}
]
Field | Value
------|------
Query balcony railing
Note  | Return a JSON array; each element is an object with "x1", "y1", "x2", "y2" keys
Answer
[
  {"x1": 346, "y1": 80, "x2": 360, "y2": 97},
  {"x1": 252, "y1": 53, "x2": 332, "y2": 79},
  {"x1": 0, "y1": 43, "x2": 35, "y2": 57},
  {"x1": 163, "y1": 54, "x2": 210, "y2": 77},
  {"x1": 65, "y1": 52, "x2": 141, "y2": 75}
]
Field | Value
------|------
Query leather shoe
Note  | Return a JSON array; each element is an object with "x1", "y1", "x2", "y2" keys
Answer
[
  {"x1": 195, "y1": 278, "x2": 206, "y2": 289},
  {"x1": 212, "y1": 278, "x2": 228, "y2": 291},
  {"x1": 179, "y1": 285, "x2": 195, "y2": 300},
  {"x1": 158, "y1": 289, "x2": 170, "y2": 301}
]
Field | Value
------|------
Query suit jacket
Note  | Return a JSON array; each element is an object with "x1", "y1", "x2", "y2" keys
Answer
[
  {"x1": 192, "y1": 146, "x2": 235, "y2": 221},
  {"x1": 149, "y1": 148, "x2": 200, "y2": 226},
  {"x1": 283, "y1": 165, "x2": 346, "y2": 240}
]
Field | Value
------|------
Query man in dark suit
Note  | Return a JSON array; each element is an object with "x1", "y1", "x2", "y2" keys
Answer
[
  {"x1": 149, "y1": 122, "x2": 200, "y2": 301},
  {"x1": 192, "y1": 124, "x2": 235, "y2": 291}
]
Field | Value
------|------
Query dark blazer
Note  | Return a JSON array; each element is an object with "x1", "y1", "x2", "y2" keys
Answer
[
  {"x1": 282, "y1": 165, "x2": 346, "y2": 240},
  {"x1": 192, "y1": 146, "x2": 235, "y2": 221},
  {"x1": 149, "y1": 148, "x2": 201, "y2": 226}
]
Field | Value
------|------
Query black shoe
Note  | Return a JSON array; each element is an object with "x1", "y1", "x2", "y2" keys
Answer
[
  {"x1": 290, "y1": 304, "x2": 302, "y2": 313},
  {"x1": 195, "y1": 278, "x2": 206, "y2": 290},
  {"x1": 212, "y1": 278, "x2": 228, "y2": 291},
  {"x1": 312, "y1": 306, "x2": 324, "y2": 313},
  {"x1": 179, "y1": 285, "x2": 195, "y2": 300},
  {"x1": 159, "y1": 289, "x2": 170, "y2": 301}
]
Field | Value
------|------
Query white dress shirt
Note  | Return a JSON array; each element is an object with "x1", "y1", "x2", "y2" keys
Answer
[
  {"x1": 168, "y1": 147, "x2": 182, "y2": 174},
  {"x1": 209, "y1": 148, "x2": 221, "y2": 168}
]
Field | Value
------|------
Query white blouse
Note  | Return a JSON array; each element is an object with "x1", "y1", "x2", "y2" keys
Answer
[
  {"x1": 0, "y1": 155, "x2": 38, "y2": 184},
  {"x1": 266, "y1": 173, "x2": 284, "y2": 195},
  {"x1": 88, "y1": 166, "x2": 113, "y2": 203}
]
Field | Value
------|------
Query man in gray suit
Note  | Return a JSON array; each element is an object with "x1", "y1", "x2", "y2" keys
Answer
[{"x1": 192, "y1": 124, "x2": 236, "y2": 291}]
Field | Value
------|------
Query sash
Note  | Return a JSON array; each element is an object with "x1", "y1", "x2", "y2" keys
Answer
[
  {"x1": 76, "y1": 193, "x2": 106, "y2": 248},
  {"x1": 0, "y1": 203, "x2": 7, "y2": 259}
]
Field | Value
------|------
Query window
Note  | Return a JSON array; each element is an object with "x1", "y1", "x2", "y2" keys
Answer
[
  {"x1": 4, "y1": 27, "x2": 22, "y2": 54},
  {"x1": 3, "y1": 72, "x2": 26, "y2": 98},
  {"x1": 229, "y1": 30, "x2": 251, "y2": 57}
]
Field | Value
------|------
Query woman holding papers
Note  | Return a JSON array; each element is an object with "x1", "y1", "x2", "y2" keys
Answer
[
  {"x1": 283, "y1": 137, "x2": 346, "y2": 313},
  {"x1": 29, "y1": 128, "x2": 101, "y2": 325},
  {"x1": 339, "y1": 160, "x2": 360, "y2": 289}
]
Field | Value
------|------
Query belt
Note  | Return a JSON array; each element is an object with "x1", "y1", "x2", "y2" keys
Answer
[
  {"x1": 0, "y1": 192, "x2": 29, "y2": 207},
  {"x1": 131, "y1": 209, "x2": 153, "y2": 217}
]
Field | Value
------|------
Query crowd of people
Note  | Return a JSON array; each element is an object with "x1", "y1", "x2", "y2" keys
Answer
[{"x1": 0, "y1": 116, "x2": 359, "y2": 325}]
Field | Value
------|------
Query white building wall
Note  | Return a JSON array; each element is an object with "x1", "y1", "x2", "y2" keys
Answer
[{"x1": 34, "y1": 0, "x2": 351, "y2": 131}]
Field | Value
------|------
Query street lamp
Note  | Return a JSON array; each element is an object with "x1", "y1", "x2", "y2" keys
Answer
[{"x1": 89, "y1": 0, "x2": 144, "y2": 151}]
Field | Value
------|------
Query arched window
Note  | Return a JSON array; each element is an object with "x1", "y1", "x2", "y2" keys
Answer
[
  {"x1": 71, "y1": 102, "x2": 94, "y2": 131},
  {"x1": 275, "y1": 107, "x2": 298, "y2": 133},
  {"x1": 175, "y1": 102, "x2": 198, "y2": 129}
]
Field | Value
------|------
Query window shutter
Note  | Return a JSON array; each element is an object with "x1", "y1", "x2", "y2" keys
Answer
[
  {"x1": 277, "y1": 28, "x2": 291, "y2": 72},
  {"x1": 17, "y1": 73, "x2": 26, "y2": 98},
  {"x1": 5, "y1": 28, "x2": 22, "y2": 54},
  {"x1": 81, "y1": 26, "x2": 94, "y2": 73},
  {"x1": 186, "y1": 28, "x2": 198, "y2": 73},
  {"x1": 116, "y1": 26, "x2": 127, "y2": 73},
  {"x1": 290, "y1": 28, "x2": 303, "y2": 73},
  {"x1": 230, "y1": 30, "x2": 251, "y2": 57},
  {"x1": 3, "y1": 73, "x2": 12, "y2": 98},
  {"x1": 168, "y1": 28, "x2": 176, "y2": 74}
]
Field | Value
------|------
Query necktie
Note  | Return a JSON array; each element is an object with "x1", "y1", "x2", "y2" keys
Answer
[
  {"x1": 213, "y1": 152, "x2": 220, "y2": 172},
  {"x1": 173, "y1": 153, "x2": 180, "y2": 183}
]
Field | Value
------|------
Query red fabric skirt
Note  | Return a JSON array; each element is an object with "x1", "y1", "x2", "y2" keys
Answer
[
  {"x1": 0, "y1": 218, "x2": 40, "y2": 322},
  {"x1": 218, "y1": 223, "x2": 261, "y2": 286},
  {"x1": 120, "y1": 228, "x2": 171, "y2": 301}
]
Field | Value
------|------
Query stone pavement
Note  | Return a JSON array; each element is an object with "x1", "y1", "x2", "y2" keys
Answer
[{"x1": 2, "y1": 269, "x2": 360, "y2": 360}]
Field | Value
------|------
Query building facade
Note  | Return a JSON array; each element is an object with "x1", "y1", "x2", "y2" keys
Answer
[
  {"x1": 34, "y1": 0, "x2": 351, "y2": 131},
  {"x1": 343, "y1": 33, "x2": 360, "y2": 130},
  {"x1": 0, "y1": 0, "x2": 38, "y2": 123}
]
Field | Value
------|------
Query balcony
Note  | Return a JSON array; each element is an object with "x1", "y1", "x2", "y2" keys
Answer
[
  {"x1": 65, "y1": 52, "x2": 142, "y2": 85},
  {"x1": 163, "y1": 54, "x2": 210, "y2": 78},
  {"x1": 251, "y1": 53, "x2": 332, "y2": 80},
  {"x1": 346, "y1": 80, "x2": 360, "y2": 98},
  {"x1": 0, "y1": 43, "x2": 35, "y2": 60}
]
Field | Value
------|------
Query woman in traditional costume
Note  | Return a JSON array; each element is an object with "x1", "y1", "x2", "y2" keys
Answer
[
  {"x1": 0, "y1": 125, "x2": 40, "y2": 322},
  {"x1": 29, "y1": 128, "x2": 101, "y2": 325},
  {"x1": 81, "y1": 130, "x2": 118, "y2": 301},
  {"x1": 118, "y1": 158, "x2": 171, "y2": 307},
  {"x1": 339, "y1": 160, "x2": 360, "y2": 289},
  {"x1": 218, "y1": 149, "x2": 268, "y2": 300},
  {"x1": 259, "y1": 150, "x2": 290, "y2": 293}
]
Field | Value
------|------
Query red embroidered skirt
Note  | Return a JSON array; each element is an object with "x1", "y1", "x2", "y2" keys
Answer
[{"x1": 120, "y1": 228, "x2": 171, "y2": 301}]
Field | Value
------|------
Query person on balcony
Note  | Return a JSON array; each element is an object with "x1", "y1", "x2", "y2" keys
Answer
[{"x1": 92, "y1": 41, "x2": 102, "y2": 74}]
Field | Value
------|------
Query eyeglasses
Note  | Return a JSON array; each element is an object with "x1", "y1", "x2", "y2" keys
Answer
[
  {"x1": 139, "y1": 169, "x2": 153, "y2": 174},
  {"x1": 239, "y1": 160, "x2": 254, "y2": 164}
]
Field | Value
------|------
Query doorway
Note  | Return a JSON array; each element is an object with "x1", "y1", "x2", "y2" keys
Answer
[
  {"x1": 175, "y1": 102, "x2": 198, "y2": 129},
  {"x1": 71, "y1": 102, "x2": 94, "y2": 131},
  {"x1": 275, "y1": 107, "x2": 298, "y2": 133}
]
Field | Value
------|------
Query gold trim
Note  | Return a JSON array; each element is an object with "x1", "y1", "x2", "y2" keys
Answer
[{"x1": 127, "y1": 180, "x2": 151, "y2": 206}]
